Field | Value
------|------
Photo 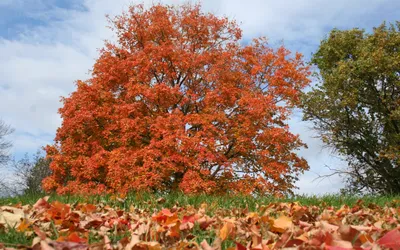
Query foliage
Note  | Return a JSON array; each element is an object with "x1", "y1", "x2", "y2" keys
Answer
[
  {"x1": 44, "y1": 4, "x2": 310, "y2": 196},
  {"x1": 24, "y1": 152, "x2": 52, "y2": 195},
  {"x1": 1, "y1": 195, "x2": 400, "y2": 249},
  {"x1": 0, "y1": 119, "x2": 14, "y2": 166},
  {"x1": 0, "y1": 151, "x2": 51, "y2": 196},
  {"x1": 302, "y1": 21, "x2": 400, "y2": 194}
]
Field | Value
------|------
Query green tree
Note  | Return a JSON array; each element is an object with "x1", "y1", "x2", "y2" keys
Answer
[
  {"x1": 0, "y1": 151, "x2": 51, "y2": 196},
  {"x1": 302, "y1": 22, "x2": 400, "y2": 194},
  {"x1": 24, "y1": 152, "x2": 52, "y2": 194},
  {"x1": 0, "y1": 119, "x2": 14, "y2": 166}
]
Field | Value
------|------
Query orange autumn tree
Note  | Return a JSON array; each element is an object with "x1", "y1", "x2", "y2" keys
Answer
[{"x1": 43, "y1": 4, "x2": 310, "y2": 195}]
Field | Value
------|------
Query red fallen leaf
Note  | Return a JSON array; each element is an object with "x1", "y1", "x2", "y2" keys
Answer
[
  {"x1": 326, "y1": 246, "x2": 353, "y2": 250},
  {"x1": 33, "y1": 196, "x2": 51, "y2": 210},
  {"x1": 45, "y1": 201, "x2": 70, "y2": 224},
  {"x1": 33, "y1": 226, "x2": 47, "y2": 240},
  {"x1": 57, "y1": 232, "x2": 87, "y2": 243},
  {"x1": 284, "y1": 238, "x2": 305, "y2": 247},
  {"x1": 68, "y1": 212, "x2": 81, "y2": 223},
  {"x1": 160, "y1": 208, "x2": 174, "y2": 217},
  {"x1": 308, "y1": 230, "x2": 327, "y2": 246},
  {"x1": 197, "y1": 216, "x2": 214, "y2": 230},
  {"x1": 69, "y1": 232, "x2": 87, "y2": 243},
  {"x1": 182, "y1": 214, "x2": 196, "y2": 224},
  {"x1": 83, "y1": 218, "x2": 103, "y2": 229},
  {"x1": 235, "y1": 242, "x2": 247, "y2": 250},
  {"x1": 377, "y1": 227, "x2": 400, "y2": 248},
  {"x1": 167, "y1": 222, "x2": 181, "y2": 238},
  {"x1": 325, "y1": 232, "x2": 354, "y2": 250},
  {"x1": 119, "y1": 236, "x2": 130, "y2": 247},
  {"x1": 180, "y1": 214, "x2": 196, "y2": 230},
  {"x1": 275, "y1": 231, "x2": 291, "y2": 248},
  {"x1": 338, "y1": 225, "x2": 359, "y2": 242},
  {"x1": 152, "y1": 209, "x2": 175, "y2": 223}
]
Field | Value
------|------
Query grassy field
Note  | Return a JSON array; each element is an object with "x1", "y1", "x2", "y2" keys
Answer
[
  {"x1": 1, "y1": 192, "x2": 400, "y2": 249},
  {"x1": 1, "y1": 191, "x2": 399, "y2": 211}
]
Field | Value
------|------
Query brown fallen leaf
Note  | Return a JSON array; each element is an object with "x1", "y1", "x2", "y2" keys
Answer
[
  {"x1": 156, "y1": 198, "x2": 166, "y2": 204},
  {"x1": 0, "y1": 206, "x2": 24, "y2": 227},
  {"x1": 200, "y1": 239, "x2": 215, "y2": 250}
]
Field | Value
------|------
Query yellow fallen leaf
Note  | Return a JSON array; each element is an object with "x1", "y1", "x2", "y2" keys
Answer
[
  {"x1": 17, "y1": 218, "x2": 31, "y2": 232},
  {"x1": 139, "y1": 242, "x2": 161, "y2": 250},
  {"x1": 359, "y1": 233, "x2": 373, "y2": 244},
  {"x1": 270, "y1": 215, "x2": 293, "y2": 233},
  {"x1": 219, "y1": 222, "x2": 234, "y2": 241}
]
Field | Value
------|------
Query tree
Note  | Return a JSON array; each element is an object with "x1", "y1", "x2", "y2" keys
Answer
[
  {"x1": 0, "y1": 151, "x2": 51, "y2": 196},
  {"x1": 24, "y1": 151, "x2": 52, "y2": 194},
  {"x1": 43, "y1": 4, "x2": 310, "y2": 196},
  {"x1": 0, "y1": 119, "x2": 14, "y2": 166},
  {"x1": 302, "y1": 22, "x2": 400, "y2": 194}
]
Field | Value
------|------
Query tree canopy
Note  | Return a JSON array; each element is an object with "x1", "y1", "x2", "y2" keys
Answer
[
  {"x1": 44, "y1": 4, "x2": 310, "y2": 196},
  {"x1": 302, "y1": 22, "x2": 400, "y2": 194}
]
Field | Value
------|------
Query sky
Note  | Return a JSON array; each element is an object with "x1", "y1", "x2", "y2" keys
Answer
[{"x1": 0, "y1": 0, "x2": 399, "y2": 195}]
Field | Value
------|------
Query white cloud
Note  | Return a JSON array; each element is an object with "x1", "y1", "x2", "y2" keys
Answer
[{"x1": 1, "y1": 0, "x2": 398, "y2": 194}]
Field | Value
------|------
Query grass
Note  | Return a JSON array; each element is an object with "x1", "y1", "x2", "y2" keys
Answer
[
  {"x1": 0, "y1": 227, "x2": 34, "y2": 246},
  {"x1": 1, "y1": 191, "x2": 399, "y2": 211}
]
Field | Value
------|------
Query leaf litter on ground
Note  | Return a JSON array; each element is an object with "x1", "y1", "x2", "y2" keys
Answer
[{"x1": 1, "y1": 197, "x2": 400, "y2": 249}]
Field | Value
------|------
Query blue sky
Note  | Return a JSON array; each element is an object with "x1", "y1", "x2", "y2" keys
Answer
[{"x1": 1, "y1": 0, "x2": 399, "y2": 194}]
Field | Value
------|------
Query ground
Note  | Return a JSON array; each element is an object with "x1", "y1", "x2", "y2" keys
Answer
[{"x1": 0, "y1": 192, "x2": 400, "y2": 249}]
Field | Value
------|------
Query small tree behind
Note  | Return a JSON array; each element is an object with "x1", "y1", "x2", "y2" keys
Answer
[
  {"x1": 302, "y1": 22, "x2": 400, "y2": 194},
  {"x1": 0, "y1": 119, "x2": 14, "y2": 166},
  {"x1": 24, "y1": 152, "x2": 52, "y2": 194},
  {"x1": 0, "y1": 151, "x2": 51, "y2": 196},
  {"x1": 44, "y1": 3, "x2": 310, "y2": 196}
]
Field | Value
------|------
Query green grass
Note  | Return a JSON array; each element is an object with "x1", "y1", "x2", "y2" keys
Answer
[
  {"x1": 0, "y1": 227, "x2": 35, "y2": 246},
  {"x1": 1, "y1": 192, "x2": 399, "y2": 211}
]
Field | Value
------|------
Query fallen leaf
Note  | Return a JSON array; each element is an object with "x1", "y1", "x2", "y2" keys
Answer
[
  {"x1": 200, "y1": 239, "x2": 214, "y2": 250},
  {"x1": 377, "y1": 227, "x2": 400, "y2": 249},
  {"x1": 219, "y1": 222, "x2": 234, "y2": 240},
  {"x1": 0, "y1": 206, "x2": 24, "y2": 227},
  {"x1": 17, "y1": 218, "x2": 31, "y2": 232},
  {"x1": 270, "y1": 215, "x2": 293, "y2": 233}
]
